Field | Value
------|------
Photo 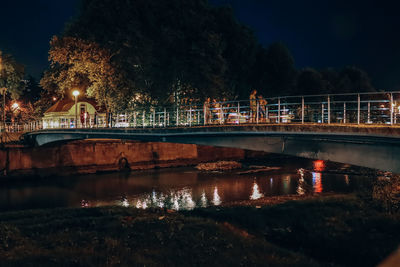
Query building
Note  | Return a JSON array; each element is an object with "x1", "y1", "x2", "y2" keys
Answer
[{"x1": 42, "y1": 97, "x2": 106, "y2": 129}]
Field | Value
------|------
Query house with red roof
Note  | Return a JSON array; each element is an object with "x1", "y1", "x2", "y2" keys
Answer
[{"x1": 42, "y1": 97, "x2": 106, "y2": 128}]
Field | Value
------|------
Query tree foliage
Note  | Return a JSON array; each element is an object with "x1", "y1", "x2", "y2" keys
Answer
[
  {"x1": 41, "y1": 0, "x2": 377, "y2": 110},
  {"x1": 0, "y1": 51, "x2": 25, "y2": 99},
  {"x1": 254, "y1": 42, "x2": 297, "y2": 97},
  {"x1": 41, "y1": 0, "x2": 265, "y2": 109},
  {"x1": 295, "y1": 66, "x2": 376, "y2": 96},
  {"x1": 296, "y1": 68, "x2": 327, "y2": 95},
  {"x1": 41, "y1": 36, "x2": 125, "y2": 112},
  {"x1": 337, "y1": 66, "x2": 375, "y2": 93}
]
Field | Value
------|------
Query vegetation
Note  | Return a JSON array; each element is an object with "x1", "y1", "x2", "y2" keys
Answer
[
  {"x1": 0, "y1": 193, "x2": 398, "y2": 266},
  {"x1": 189, "y1": 195, "x2": 400, "y2": 267},
  {"x1": 0, "y1": 51, "x2": 25, "y2": 99},
  {"x1": 295, "y1": 66, "x2": 376, "y2": 95},
  {"x1": 0, "y1": 206, "x2": 316, "y2": 266},
  {"x1": 0, "y1": 1, "x2": 379, "y2": 119},
  {"x1": 39, "y1": 0, "x2": 377, "y2": 114}
]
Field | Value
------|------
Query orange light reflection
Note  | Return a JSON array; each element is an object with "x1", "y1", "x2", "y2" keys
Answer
[{"x1": 312, "y1": 172, "x2": 323, "y2": 193}]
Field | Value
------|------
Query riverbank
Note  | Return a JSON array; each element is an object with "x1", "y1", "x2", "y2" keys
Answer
[
  {"x1": 0, "y1": 193, "x2": 398, "y2": 266},
  {"x1": 0, "y1": 139, "x2": 267, "y2": 178}
]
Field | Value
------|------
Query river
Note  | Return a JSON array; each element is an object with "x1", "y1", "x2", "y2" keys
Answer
[{"x1": 0, "y1": 157, "x2": 375, "y2": 212}]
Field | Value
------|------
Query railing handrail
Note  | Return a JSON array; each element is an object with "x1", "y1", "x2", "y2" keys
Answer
[{"x1": 4, "y1": 90, "x2": 400, "y2": 135}]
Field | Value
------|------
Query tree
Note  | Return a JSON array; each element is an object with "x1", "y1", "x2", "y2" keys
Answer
[
  {"x1": 41, "y1": 36, "x2": 122, "y2": 116},
  {"x1": 258, "y1": 42, "x2": 297, "y2": 96},
  {"x1": 0, "y1": 51, "x2": 25, "y2": 99},
  {"x1": 42, "y1": 0, "x2": 263, "y2": 108},
  {"x1": 22, "y1": 76, "x2": 43, "y2": 103},
  {"x1": 295, "y1": 68, "x2": 328, "y2": 95},
  {"x1": 295, "y1": 66, "x2": 376, "y2": 95},
  {"x1": 337, "y1": 66, "x2": 375, "y2": 93}
]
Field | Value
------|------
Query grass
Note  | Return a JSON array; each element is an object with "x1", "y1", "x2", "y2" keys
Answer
[
  {"x1": 0, "y1": 194, "x2": 398, "y2": 266},
  {"x1": 187, "y1": 194, "x2": 400, "y2": 266},
  {"x1": 0, "y1": 207, "x2": 317, "y2": 267}
]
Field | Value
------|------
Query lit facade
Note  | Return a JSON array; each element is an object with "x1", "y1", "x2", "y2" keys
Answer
[{"x1": 42, "y1": 97, "x2": 106, "y2": 128}]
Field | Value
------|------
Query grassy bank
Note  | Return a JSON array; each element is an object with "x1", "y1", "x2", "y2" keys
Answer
[
  {"x1": 0, "y1": 194, "x2": 399, "y2": 266},
  {"x1": 0, "y1": 206, "x2": 316, "y2": 266},
  {"x1": 189, "y1": 194, "x2": 400, "y2": 266}
]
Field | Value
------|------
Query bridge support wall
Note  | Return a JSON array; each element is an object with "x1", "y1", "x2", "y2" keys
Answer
[{"x1": 0, "y1": 140, "x2": 259, "y2": 177}]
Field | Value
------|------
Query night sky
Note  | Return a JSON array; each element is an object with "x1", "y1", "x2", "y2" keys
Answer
[{"x1": 1, "y1": 0, "x2": 400, "y2": 90}]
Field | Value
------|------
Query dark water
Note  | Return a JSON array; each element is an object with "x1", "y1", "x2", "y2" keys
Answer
[{"x1": 0, "y1": 159, "x2": 375, "y2": 212}]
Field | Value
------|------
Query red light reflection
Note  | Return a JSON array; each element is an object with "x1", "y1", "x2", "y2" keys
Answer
[{"x1": 312, "y1": 172, "x2": 323, "y2": 193}]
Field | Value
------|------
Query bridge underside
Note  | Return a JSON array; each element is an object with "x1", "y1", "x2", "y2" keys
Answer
[{"x1": 24, "y1": 126, "x2": 400, "y2": 173}]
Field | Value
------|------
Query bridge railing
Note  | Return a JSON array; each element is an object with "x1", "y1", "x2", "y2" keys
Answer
[
  {"x1": 0, "y1": 121, "x2": 43, "y2": 133},
  {"x1": 4, "y1": 91, "x2": 400, "y2": 133}
]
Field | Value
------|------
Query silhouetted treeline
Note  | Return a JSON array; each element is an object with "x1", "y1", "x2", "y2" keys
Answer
[{"x1": 41, "y1": 0, "x2": 377, "y2": 111}]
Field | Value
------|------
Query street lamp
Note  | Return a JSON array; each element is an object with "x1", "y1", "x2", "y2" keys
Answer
[
  {"x1": 11, "y1": 102, "x2": 19, "y2": 110},
  {"x1": 72, "y1": 90, "x2": 80, "y2": 128},
  {"x1": 0, "y1": 87, "x2": 6, "y2": 132}
]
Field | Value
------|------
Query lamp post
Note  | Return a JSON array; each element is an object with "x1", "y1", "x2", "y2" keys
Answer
[
  {"x1": 0, "y1": 87, "x2": 6, "y2": 132},
  {"x1": 72, "y1": 90, "x2": 80, "y2": 128},
  {"x1": 11, "y1": 102, "x2": 19, "y2": 130}
]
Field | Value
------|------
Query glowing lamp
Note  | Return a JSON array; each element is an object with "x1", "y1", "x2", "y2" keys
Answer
[
  {"x1": 313, "y1": 160, "x2": 325, "y2": 172},
  {"x1": 72, "y1": 90, "x2": 80, "y2": 97}
]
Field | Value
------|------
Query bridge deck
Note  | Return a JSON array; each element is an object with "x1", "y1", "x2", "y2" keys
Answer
[{"x1": 26, "y1": 123, "x2": 400, "y2": 137}]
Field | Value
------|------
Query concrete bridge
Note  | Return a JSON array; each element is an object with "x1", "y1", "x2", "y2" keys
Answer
[{"x1": 23, "y1": 124, "x2": 400, "y2": 173}]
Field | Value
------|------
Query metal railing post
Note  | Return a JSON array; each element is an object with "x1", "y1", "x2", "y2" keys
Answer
[
  {"x1": 134, "y1": 112, "x2": 137, "y2": 127},
  {"x1": 367, "y1": 101, "x2": 371, "y2": 123},
  {"x1": 176, "y1": 107, "x2": 179, "y2": 126},
  {"x1": 390, "y1": 93, "x2": 394, "y2": 125},
  {"x1": 327, "y1": 95, "x2": 331, "y2": 124},
  {"x1": 357, "y1": 94, "x2": 361, "y2": 124},
  {"x1": 143, "y1": 110, "x2": 145, "y2": 128},
  {"x1": 189, "y1": 105, "x2": 192, "y2": 127},
  {"x1": 278, "y1": 98, "x2": 281, "y2": 124},
  {"x1": 321, "y1": 103, "x2": 324, "y2": 123},
  {"x1": 301, "y1": 96, "x2": 304, "y2": 124},
  {"x1": 343, "y1": 102, "x2": 346, "y2": 123},
  {"x1": 237, "y1": 102, "x2": 240, "y2": 124},
  {"x1": 256, "y1": 101, "x2": 259, "y2": 124},
  {"x1": 164, "y1": 108, "x2": 167, "y2": 127},
  {"x1": 153, "y1": 110, "x2": 155, "y2": 128},
  {"x1": 203, "y1": 104, "x2": 206, "y2": 125}
]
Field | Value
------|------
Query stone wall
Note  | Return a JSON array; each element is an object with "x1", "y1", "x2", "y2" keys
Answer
[{"x1": 0, "y1": 140, "x2": 260, "y2": 177}]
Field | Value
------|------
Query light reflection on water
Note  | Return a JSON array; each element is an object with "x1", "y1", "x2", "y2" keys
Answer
[
  {"x1": 312, "y1": 172, "x2": 323, "y2": 193},
  {"x1": 0, "y1": 160, "x2": 375, "y2": 211},
  {"x1": 250, "y1": 181, "x2": 263, "y2": 200},
  {"x1": 297, "y1": 168, "x2": 306, "y2": 195}
]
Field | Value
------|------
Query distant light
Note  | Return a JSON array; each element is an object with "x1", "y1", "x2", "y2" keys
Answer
[
  {"x1": 52, "y1": 97, "x2": 57, "y2": 101},
  {"x1": 72, "y1": 90, "x2": 80, "y2": 97},
  {"x1": 12, "y1": 103, "x2": 19, "y2": 109}
]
